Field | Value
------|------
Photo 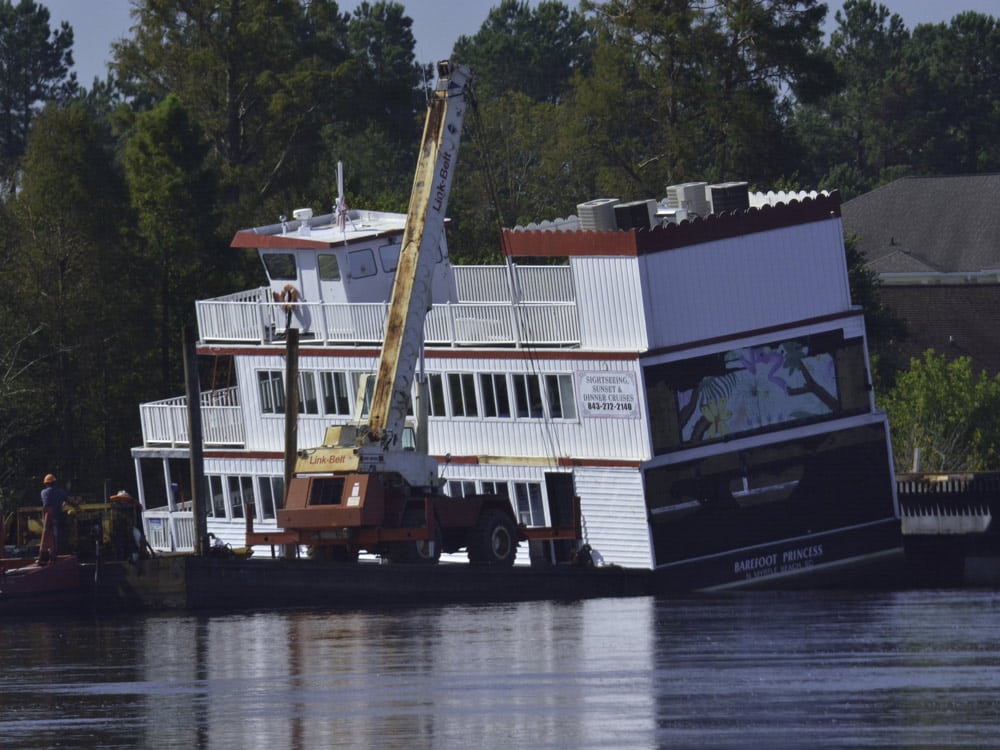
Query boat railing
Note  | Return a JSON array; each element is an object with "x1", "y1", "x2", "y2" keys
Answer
[
  {"x1": 452, "y1": 264, "x2": 574, "y2": 303},
  {"x1": 196, "y1": 287, "x2": 580, "y2": 347},
  {"x1": 140, "y1": 387, "x2": 244, "y2": 447},
  {"x1": 143, "y1": 509, "x2": 194, "y2": 552}
]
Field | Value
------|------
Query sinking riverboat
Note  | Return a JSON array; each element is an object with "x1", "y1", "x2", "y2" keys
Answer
[{"x1": 131, "y1": 181, "x2": 903, "y2": 591}]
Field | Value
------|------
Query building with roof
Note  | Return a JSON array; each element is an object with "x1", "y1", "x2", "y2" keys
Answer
[{"x1": 841, "y1": 175, "x2": 1000, "y2": 377}]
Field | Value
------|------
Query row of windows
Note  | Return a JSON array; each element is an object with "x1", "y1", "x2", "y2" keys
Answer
[
  {"x1": 446, "y1": 479, "x2": 546, "y2": 526},
  {"x1": 258, "y1": 369, "x2": 578, "y2": 422},
  {"x1": 203, "y1": 472, "x2": 546, "y2": 527},
  {"x1": 261, "y1": 241, "x2": 409, "y2": 285},
  {"x1": 207, "y1": 474, "x2": 284, "y2": 521}
]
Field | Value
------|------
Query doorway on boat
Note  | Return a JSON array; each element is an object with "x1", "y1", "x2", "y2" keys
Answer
[{"x1": 528, "y1": 472, "x2": 579, "y2": 566}]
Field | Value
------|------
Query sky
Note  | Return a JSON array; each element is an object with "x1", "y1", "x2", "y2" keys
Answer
[{"x1": 43, "y1": 0, "x2": 1000, "y2": 86}]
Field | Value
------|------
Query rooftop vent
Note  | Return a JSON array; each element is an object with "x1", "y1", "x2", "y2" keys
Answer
[
  {"x1": 656, "y1": 205, "x2": 689, "y2": 225},
  {"x1": 577, "y1": 198, "x2": 619, "y2": 231},
  {"x1": 614, "y1": 199, "x2": 658, "y2": 230},
  {"x1": 665, "y1": 182, "x2": 709, "y2": 217},
  {"x1": 708, "y1": 182, "x2": 750, "y2": 214}
]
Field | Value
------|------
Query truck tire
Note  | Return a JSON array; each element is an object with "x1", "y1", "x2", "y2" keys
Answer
[
  {"x1": 468, "y1": 510, "x2": 518, "y2": 566},
  {"x1": 385, "y1": 509, "x2": 441, "y2": 565}
]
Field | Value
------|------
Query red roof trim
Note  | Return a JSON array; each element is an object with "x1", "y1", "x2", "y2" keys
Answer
[
  {"x1": 230, "y1": 227, "x2": 404, "y2": 250},
  {"x1": 230, "y1": 232, "x2": 338, "y2": 249}
]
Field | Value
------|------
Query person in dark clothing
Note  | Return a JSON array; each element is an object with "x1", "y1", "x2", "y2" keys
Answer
[{"x1": 40, "y1": 474, "x2": 74, "y2": 558}]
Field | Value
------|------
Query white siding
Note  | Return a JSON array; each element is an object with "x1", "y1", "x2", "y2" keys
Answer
[
  {"x1": 426, "y1": 355, "x2": 651, "y2": 462},
  {"x1": 640, "y1": 218, "x2": 852, "y2": 350},
  {"x1": 441, "y1": 462, "x2": 653, "y2": 570},
  {"x1": 235, "y1": 352, "x2": 379, "y2": 452},
  {"x1": 574, "y1": 468, "x2": 652, "y2": 569},
  {"x1": 571, "y1": 256, "x2": 648, "y2": 351},
  {"x1": 233, "y1": 351, "x2": 654, "y2": 462}
]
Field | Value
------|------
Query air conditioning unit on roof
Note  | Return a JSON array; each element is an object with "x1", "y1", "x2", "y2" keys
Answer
[
  {"x1": 614, "y1": 199, "x2": 658, "y2": 230},
  {"x1": 708, "y1": 182, "x2": 750, "y2": 214},
  {"x1": 577, "y1": 198, "x2": 620, "y2": 231},
  {"x1": 665, "y1": 182, "x2": 709, "y2": 217}
]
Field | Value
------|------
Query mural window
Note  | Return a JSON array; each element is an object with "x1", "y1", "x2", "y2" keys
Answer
[
  {"x1": 258, "y1": 371, "x2": 284, "y2": 414},
  {"x1": 261, "y1": 253, "x2": 296, "y2": 281},
  {"x1": 448, "y1": 373, "x2": 478, "y2": 417},
  {"x1": 644, "y1": 331, "x2": 860, "y2": 454},
  {"x1": 512, "y1": 374, "x2": 544, "y2": 418},
  {"x1": 480, "y1": 373, "x2": 511, "y2": 418},
  {"x1": 544, "y1": 374, "x2": 576, "y2": 420},
  {"x1": 321, "y1": 371, "x2": 352, "y2": 416}
]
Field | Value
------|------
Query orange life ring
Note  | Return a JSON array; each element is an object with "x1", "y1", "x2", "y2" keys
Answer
[{"x1": 279, "y1": 284, "x2": 299, "y2": 312}]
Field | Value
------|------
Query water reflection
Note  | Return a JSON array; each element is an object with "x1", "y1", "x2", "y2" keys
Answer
[{"x1": 1, "y1": 590, "x2": 998, "y2": 748}]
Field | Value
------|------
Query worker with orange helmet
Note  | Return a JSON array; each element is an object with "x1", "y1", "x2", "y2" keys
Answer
[{"x1": 39, "y1": 474, "x2": 70, "y2": 559}]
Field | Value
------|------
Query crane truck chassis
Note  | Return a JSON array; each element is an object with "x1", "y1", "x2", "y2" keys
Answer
[
  {"x1": 244, "y1": 62, "x2": 583, "y2": 566},
  {"x1": 245, "y1": 453, "x2": 583, "y2": 566}
]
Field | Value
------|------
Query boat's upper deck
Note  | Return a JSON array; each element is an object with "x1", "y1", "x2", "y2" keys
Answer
[{"x1": 200, "y1": 189, "x2": 854, "y2": 353}]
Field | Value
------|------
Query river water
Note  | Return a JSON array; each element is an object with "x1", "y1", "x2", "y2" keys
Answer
[{"x1": 1, "y1": 589, "x2": 998, "y2": 749}]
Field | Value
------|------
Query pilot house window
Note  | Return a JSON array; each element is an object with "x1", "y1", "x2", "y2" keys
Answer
[
  {"x1": 318, "y1": 253, "x2": 341, "y2": 281},
  {"x1": 262, "y1": 253, "x2": 297, "y2": 280}
]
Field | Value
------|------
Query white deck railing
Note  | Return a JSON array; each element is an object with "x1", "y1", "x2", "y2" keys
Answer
[
  {"x1": 143, "y1": 510, "x2": 195, "y2": 552},
  {"x1": 195, "y1": 266, "x2": 579, "y2": 346},
  {"x1": 140, "y1": 387, "x2": 244, "y2": 447},
  {"x1": 453, "y1": 265, "x2": 575, "y2": 303}
]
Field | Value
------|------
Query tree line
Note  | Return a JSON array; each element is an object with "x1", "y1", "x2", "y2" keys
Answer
[{"x1": 2, "y1": 0, "x2": 998, "y2": 507}]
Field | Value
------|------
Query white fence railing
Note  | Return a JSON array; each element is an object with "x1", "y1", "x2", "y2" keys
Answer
[
  {"x1": 196, "y1": 286, "x2": 579, "y2": 346},
  {"x1": 140, "y1": 387, "x2": 244, "y2": 447},
  {"x1": 452, "y1": 264, "x2": 574, "y2": 303},
  {"x1": 143, "y1": 510, "x2": 195, "y2": 552}
]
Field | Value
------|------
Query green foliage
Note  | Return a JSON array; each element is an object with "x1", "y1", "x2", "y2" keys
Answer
[
  {"x1": 794, "y1": 2, "x2": 1000, "y2": 189},
  {"x1": 5, "y1": 102, "x2": 133, "y2": 493},
  {"x1": 882, "y1": 351, "x2": 1000, "y2": 472},
  {"x1": 450, "y1": 92, "x2": 579, "y2": 262},
  {"x1": 0, "y1": 0, "x2": 77, "y2": 192},
  {"x1": 123, "y1": 94, "x2": 219, "y2": 393},
  {"x1": 843, "y1": 235, "x2": 907, "y2": 392},
  {"x1": 452, "y1": 0, "x2": 592, "y2": 102},
  {"x1": 112, "y1": 0, "x2": 354, "y2": 226}
]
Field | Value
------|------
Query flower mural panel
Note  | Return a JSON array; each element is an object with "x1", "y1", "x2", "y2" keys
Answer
[{"x1": 679, "y1": 342, "x2": 839, "y2": 445}]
